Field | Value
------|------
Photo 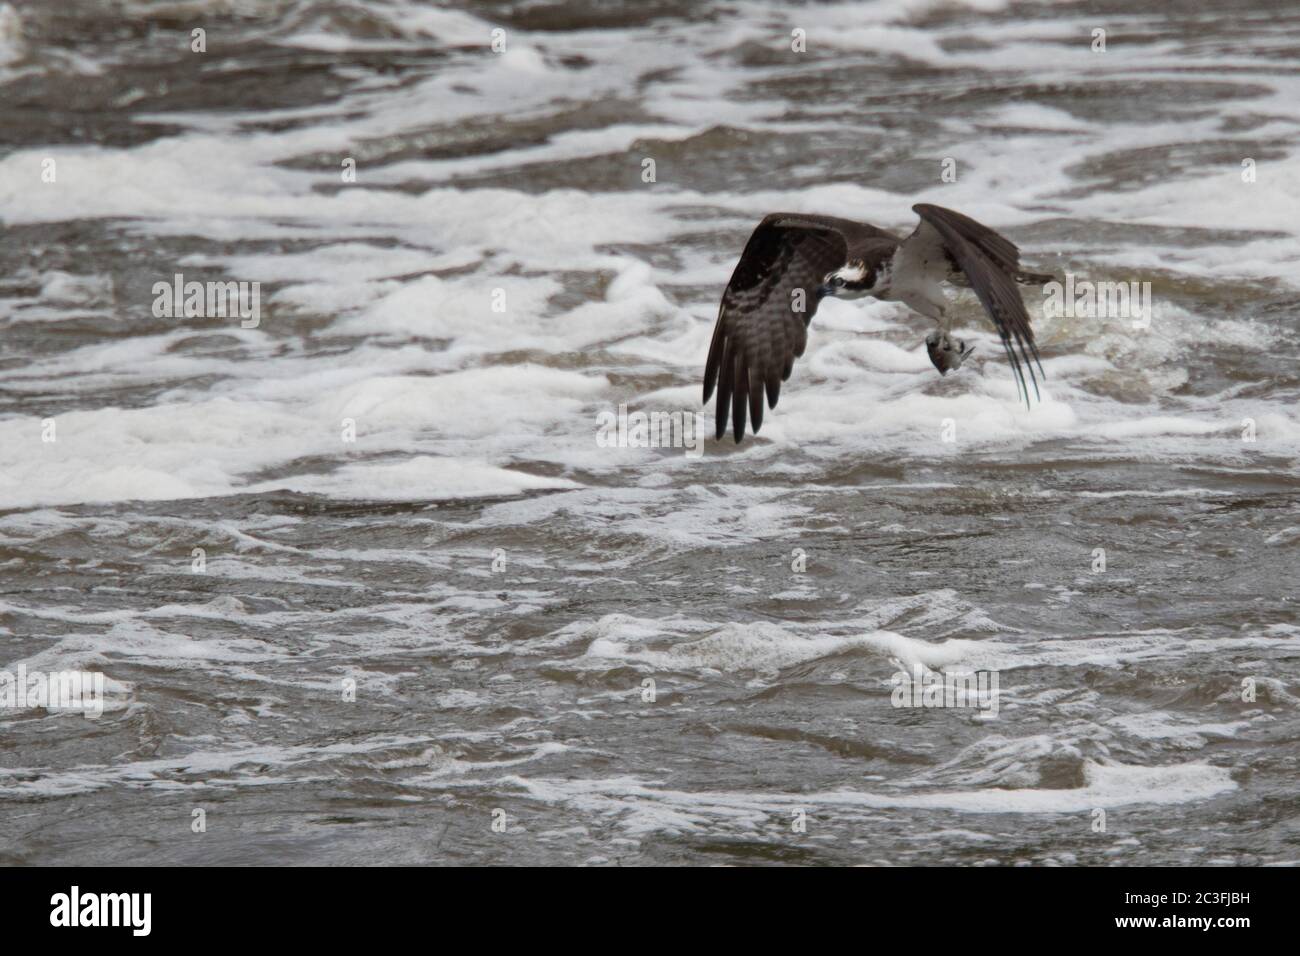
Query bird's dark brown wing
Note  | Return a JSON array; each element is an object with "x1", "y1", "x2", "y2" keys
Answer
[
  {"x1": 703, "y1": 214, "x2": 859, "y2": 443},
  {"x1": 912, "y1": 203, "x2": 1045, "y2": 405}
]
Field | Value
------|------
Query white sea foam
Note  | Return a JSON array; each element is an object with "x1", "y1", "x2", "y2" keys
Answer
[
  {"x1": 3, "y1": 33, "x2": 1297, "y2": 509},
  {"x1": 551, "y1": 609, "x2": 1300, "y2": 687},
  {"x1": 489, "y1": 758, "x2": 1236, "y2": 837}
]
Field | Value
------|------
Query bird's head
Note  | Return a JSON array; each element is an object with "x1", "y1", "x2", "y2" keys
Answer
[
  {"x1": 817, "y1": 261, "x2": 872, "y2": 300},
  {"x1": 926, "y1": 332, "x2": 975, "y2": 375}
]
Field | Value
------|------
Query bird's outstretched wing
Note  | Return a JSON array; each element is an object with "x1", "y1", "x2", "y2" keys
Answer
[
  {"x1": 911, "y1": 203, "x2": 1045, "y2": 405},
  {"x1": 703, "y1": 213, "x2": 864, "y2": 443}
]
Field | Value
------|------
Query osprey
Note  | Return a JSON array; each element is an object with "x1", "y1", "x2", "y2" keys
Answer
[{"x1": 702, "y1": 204, "x2": 1054, "y2": 443}]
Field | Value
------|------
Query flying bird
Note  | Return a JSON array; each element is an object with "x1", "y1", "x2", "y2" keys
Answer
[{"x1": 702, "y1": 204, "x2": 1055, "y2": 443}]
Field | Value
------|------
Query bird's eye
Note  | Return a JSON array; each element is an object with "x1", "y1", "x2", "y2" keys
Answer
[{"x1": 829, "y1": 276, "x2": 845, "y2": 287}]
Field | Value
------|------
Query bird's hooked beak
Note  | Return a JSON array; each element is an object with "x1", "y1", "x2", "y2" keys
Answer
[{"x1": 926, "y1": 332, "x2": 975, "y2": 376}]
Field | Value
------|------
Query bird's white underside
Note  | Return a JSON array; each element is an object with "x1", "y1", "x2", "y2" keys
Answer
[{"x1": 891, "y1": 222, "x2": 952, "y2": 330}]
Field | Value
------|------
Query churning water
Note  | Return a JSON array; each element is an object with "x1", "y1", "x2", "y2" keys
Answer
[{"x1": 0, "y1": 0, "x2": 1297, "y2": 865}]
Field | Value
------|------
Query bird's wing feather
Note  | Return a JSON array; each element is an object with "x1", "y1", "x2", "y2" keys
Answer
[
  {"x1": 910, "y1": 203, "x2": 1044, "y2": 405},
  {"x1": 703, "y1": 214, "x2": 857, "y2": 442}
]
